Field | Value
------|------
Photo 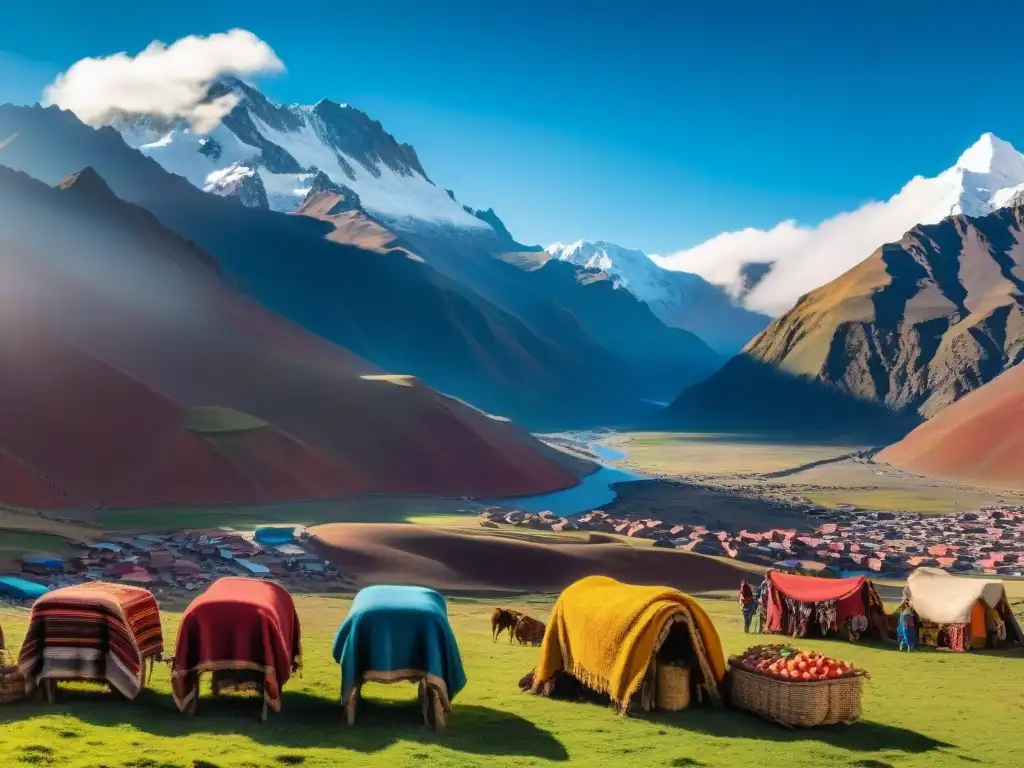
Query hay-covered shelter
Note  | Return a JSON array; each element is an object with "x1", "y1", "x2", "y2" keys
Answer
[
  {"x1": 905, "y1": 567, "x2": 1023, "y2": 651},
  {"x1": 525, "y1": 575, "x2": 726, "y2": 714},
  {"x1": 758, "y1": 570, "x2": 888, "y2": 641}
]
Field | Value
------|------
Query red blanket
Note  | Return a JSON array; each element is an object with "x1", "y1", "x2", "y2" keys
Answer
[
  {"x1": 171, "y1": 577, "x2": 300, "y2": 713},
  {"x1": 17, "y1": 582, "x2": 163, "y2": 699},
  {"x1": 769, "y1": 572, "x2": 867, "y2": 602},
  {"x1": 765, "y1": 573, "x2": 868, "y2": 634}
]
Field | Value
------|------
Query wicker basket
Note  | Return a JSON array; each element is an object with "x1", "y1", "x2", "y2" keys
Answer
[
  {"x1": 729, "y1": 662, "x2": 862, "y2": 727},
  {"x1": 0, "y1": 664, "x2": 26, "y2": 705},
  {"x1": 656, "y1": 662, "x2": 691, "y2": 711}
]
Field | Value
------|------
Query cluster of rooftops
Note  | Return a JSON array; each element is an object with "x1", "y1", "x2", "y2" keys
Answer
[
  {"x1": 483, "y1": 505, "x2": 1024, "y2": 577},
  {"x1": 0, "y1": 526, "x2": 346, "y2": 602}
]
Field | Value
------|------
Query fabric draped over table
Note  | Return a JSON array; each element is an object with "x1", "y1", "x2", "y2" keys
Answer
[
  {"x1": 530, "y1": 575, "x2": 726, "y2": 713},
  {"x1": 172, "y1": 578, "x2": 301, "y2": 713},
  {"x1": 17, "y1": 582, "x2": 163, "y2": 699},
  {"x1": 332, "y1": 585, "x2": 466, "y2": 712},
  {"x1": 762, "y1": 571, "x2": 886, "y2": 638}
]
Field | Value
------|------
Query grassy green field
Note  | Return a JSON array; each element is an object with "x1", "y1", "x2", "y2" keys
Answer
[
  {"x1": 89, "y1": 498, "x2": 478, "y2": 533},
  {"x1": 0, "y1": 531, "x2": 72, "y2": 559},
  {"x1": 2, "y1": 594, "x2": 1022, "y2": 768},
  {"x1": 611, "y1": 432, "x2": 865, "y2": 476}
]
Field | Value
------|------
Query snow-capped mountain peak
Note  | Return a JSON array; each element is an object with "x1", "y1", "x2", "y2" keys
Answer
[
  {"x1": 545, "y1": 240, "x2": 694, "y2": 301},
  {"x1": 955, "y1": 132, "x2": 1024, "y2": 175},
  {"x1": 113, "y1": 79, "x2": 487, "y2": 230},
  {"x1": 950, "y1": 133, "x2": 1024, "y2": 214},
  {"x1": 653, "y1": 132, "x2": 1024, "y2": 317},
  {"x1": 544, "y1": 239, "x2": 771, "y2": 354}
]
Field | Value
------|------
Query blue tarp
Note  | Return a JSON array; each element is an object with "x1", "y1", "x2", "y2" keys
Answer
[
  {"x1": 21, "y1": 555, "x2": 64, "y2": 569},
  {"x1": 234, "y1": 558, "x2": 270, "y2": 575},
  {"x1": 0, "y1": 575, "x2": 49, "y2": 600},
  {"x1": 254, "y1": 526, "x2": 296, "y2": 545}
]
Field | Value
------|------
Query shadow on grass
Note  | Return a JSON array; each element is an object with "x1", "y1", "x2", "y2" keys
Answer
[
  {"x1": 644, "y1": 707, "x2": 952, "y2": 755},
  {"x1": 1, "y1": 688, "x2": 569, "y2": 762}
]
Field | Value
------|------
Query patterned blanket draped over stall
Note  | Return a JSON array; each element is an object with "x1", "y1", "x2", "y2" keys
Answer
[
  {"x1": 530, "y1": 576, "x2": 726, "y2": 713},
  {"x1": 761, "y1": 571, "x2": 886, "y2": 639},
  {"x1": 172, "y1": 578, "x2": 301, "y2": 713},
  {"x1": 17, "y1": 582, "x2": 163, "y2": 699},
  {"x1": 332, "y1": 585, "x2": 466, "y2": 717}
]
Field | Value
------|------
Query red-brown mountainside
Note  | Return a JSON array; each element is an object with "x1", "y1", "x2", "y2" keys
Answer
[
  {"x1": 878, "y1": 362, "x2": 1024, "y2": 490},
  {"x1": 0, "y1": 165, "x2": 591, "y2": 508},
  {"x1": 664, "y1": 201, "x2": 1024, "y2": 434}
]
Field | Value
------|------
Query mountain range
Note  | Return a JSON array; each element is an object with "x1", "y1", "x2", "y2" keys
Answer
[
  {"x1": 3, "y1": 76, "x2": 1024, "y2": 498},
  {"x1": 664, "y1": 193, "x2": 1024, "y2": 440},
  {"x1": 0, "y1": 162, "x2": 594, "y2": 507},
  {"x1": 0, "y1": 89, "x2": 722, "y2": 430}
]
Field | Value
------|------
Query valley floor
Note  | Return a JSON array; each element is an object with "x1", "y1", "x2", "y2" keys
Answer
[
  {"x1": 2, "y1": 594, "x2": 1022, "y2": 768},
  {"x1": 607, "y1": 432, "x2": 1024, "y2": 516}
]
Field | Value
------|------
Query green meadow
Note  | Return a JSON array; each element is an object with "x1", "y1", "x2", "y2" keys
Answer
[{"x1": 2, "y1": 594, "x2": 1022, "y2": 768}]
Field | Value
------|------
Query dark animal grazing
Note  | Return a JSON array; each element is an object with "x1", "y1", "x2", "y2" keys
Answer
[
  {"x1": 491, "y1": 608, "x2": 523, "y2": 643},
  {"x1": 513, "y1": 615, "x2": 546, "y2": 646}
]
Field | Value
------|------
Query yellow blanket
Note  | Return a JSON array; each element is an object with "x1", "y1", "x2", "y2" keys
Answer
[{"x1": 532, "y1": 576, "x2": 725, "y2": 711}]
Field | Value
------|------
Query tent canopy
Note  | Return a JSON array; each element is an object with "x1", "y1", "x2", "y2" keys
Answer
[
  {"x1": 254, "y1": 526, "x2": 296, "y2": 545},
  {"x1": 0, "y1": 575, "x2": 49, "y2": 600},
  {"x1": 907, "y1": 567, "x2": 1013, "y2": 625},
  {"x1": 21, "y1": 555, "x2": 63, "y2": 569},
  {"x1": 767, "y1": 571, "x2": 866, "y2": 603}
]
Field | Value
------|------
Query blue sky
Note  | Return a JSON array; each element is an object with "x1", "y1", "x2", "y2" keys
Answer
[{"x1": 1, "y1": 0, "x2": 1022, "y2": 253}]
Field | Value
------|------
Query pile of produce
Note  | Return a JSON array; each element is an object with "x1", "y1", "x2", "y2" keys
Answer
[{"x1": 733, "y1": 644, "x2": 864, "y2": 681}]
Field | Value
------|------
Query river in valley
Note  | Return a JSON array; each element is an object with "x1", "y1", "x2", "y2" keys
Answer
[{"x1": 487, "y1": 432, "x2": 640, "y2": 517}]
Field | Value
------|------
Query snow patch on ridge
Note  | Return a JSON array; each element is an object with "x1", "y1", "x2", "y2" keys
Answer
[
  {"x1": 115, "y1": 86, "x2": 487, "y2": 229},
  {"x1": 248, "y1": 109, "x2": 485, "y2": 228}
]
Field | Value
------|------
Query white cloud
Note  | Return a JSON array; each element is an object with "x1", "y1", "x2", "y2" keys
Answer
[
  {"x1": 42, "y1": 29, "x2": 284, "y2": 133},
  {"x1": 652, "y1": 170, "x2": 970, "y2": 316}
]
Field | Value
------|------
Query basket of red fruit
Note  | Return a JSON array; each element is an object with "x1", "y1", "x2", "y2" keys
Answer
[{"x1": 729, "y1": 644, "x2": 865, "y2": 727}]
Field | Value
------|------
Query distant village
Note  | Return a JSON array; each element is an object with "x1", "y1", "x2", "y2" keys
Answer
[
  {"x1": 482, "y1": 505, "x2": 1024, "y2": 577},
  {"x1": 2, "y1": 526, "x2": 347, "y2": 604}
]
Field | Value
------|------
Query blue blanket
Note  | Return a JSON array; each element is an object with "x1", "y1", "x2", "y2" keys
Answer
[{"x1": 332, "y1": 585, "x2": 467, "y2": 706}]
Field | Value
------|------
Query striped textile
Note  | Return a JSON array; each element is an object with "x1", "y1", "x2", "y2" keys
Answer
[{"x1": 17, "y1": 582, "x2": 163, "y2": 700}]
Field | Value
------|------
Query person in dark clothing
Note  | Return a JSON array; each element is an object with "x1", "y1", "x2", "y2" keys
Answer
[{"x1": 739, "y1": 580, "x2": 756, "y2": 633}]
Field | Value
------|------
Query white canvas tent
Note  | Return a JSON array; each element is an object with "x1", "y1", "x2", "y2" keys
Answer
[{"x1": 906, "y1": 567, "x2": 1023, "y2": 646}]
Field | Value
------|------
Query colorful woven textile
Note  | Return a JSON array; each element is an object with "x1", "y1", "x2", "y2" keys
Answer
[
  {"x1": 172, "y1": 578, "x2": 301, "y2": 713},
  {"x1": 332, "y1": 585, "x2": 466, "y2": 712},
  {"x1": 17, "y1": 582, "x2": 163, "y2": 699},
  {"x1": 531, "y1": 576, "x2": 725, "y2": 713},
  {"x1": 762, "y1": 571, "x2": 887, "y2": 639}
]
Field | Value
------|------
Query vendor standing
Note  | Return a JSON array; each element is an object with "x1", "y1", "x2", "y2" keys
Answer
[{"x1": 739, "y1": 580, "x2": 756, "y2": 633}]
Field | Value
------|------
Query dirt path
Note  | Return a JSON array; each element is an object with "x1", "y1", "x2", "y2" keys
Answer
[{"x1": 0, "y1": 508, "x2": 102, "y2": 540}]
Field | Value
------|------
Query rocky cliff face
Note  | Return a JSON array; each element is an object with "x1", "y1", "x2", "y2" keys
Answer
[{"x1": 665, "y1": 201, "x2": 1024, "y2": 432}]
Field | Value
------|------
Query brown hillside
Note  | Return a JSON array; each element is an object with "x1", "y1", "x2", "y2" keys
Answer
[
  {"x1": 0, "y1": 165, "x2": 592, "y2": 507},
  {"x1": 309, "y1": 523, "x2": 750, "y2": 594},
  {"x1": 666, "y1": 202, "x2": 1024, "y2": 432},
  {"x1": 878, "y1": 362, "x2": 1024, "y2": 490}
]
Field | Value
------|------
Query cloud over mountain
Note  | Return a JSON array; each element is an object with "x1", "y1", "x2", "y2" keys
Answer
[
  {"x1": 654, "y1": 134, "x2": 1024, "y2": 316},
  {"x1": 42, "y1": 29, "x2": 284, "y2": 133}
]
